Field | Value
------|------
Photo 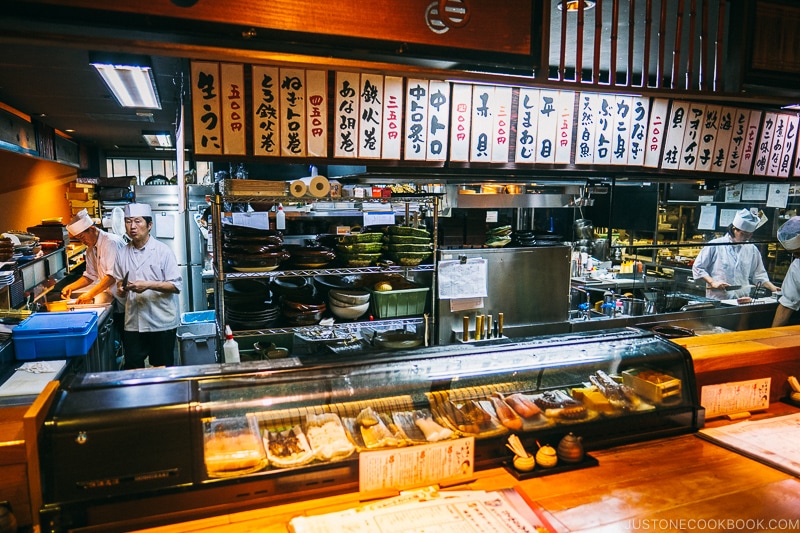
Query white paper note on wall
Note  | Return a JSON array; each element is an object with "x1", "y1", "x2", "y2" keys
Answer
[{"x1": 697, "y1": 205, "x2": 718, "y2": 231}]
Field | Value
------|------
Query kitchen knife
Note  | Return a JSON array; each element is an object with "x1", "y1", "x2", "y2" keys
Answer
[
  {"x1": 706, "y1": 284, "x2": 740, "y2": 290},
  {"x1": 121, "y1": 272, "x2": 129, "y2": 289}
]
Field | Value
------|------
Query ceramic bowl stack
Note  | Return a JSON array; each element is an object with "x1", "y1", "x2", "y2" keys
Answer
[
  {"x1": 223, "y1": 279, "x2": 280, "y2": 330},
  {"x1": 336, "y1": 232, "x2": 384, "y2": 267},
  {"x1": 384, "y1": 226, "x2": 432, "y2": 266},
  {"x1": 327, "y1": 288, "x2": 371, "y2": 321},
  {"x1": 221, "y1": 224, "x2": 287, "y2": 272},
  {"x1": 485, "y1": 225, "x2": 512, "y2": 247},
  {"x1": 0, "y1": 238, "x2": 14, "y2": 262},
  {"x1": 269, "y1": 276, "x2": 326, "y2": 326},
  {"x1": 283, "y1": 244, "x2": 336, "y2": 269}
]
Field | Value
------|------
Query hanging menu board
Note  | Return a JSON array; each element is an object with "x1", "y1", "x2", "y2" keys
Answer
[
  {"x1": 514, "y1": 87, "x2": 540, "y2": 164},
  {"x1": 609, "y1": 95, "x2": 632, "y2": 165},
  {"x1": 726, "y1": 108, "x2": 749, "y2": 173},
  {"x1": 278, "y1": 68, "x2": 307, "y2": 157},
  {"x1": 470, "y1": 84, "x2": 494, "y2": 162},
  {"x1": 779, "y1": 115, "x2": 799, "y2": 178},
  {"x1": 767, "y1": 113, "x2": 788, "y2": 177},
  {"x1": 334, "y1": 71, "x2": 360, "y2": 158},
  {"x1": 740, "y1": 110, "x2": 763, "y2": 174},
  {"x1": 306, "y1": 70, "x2": 328, "y2": 158},
  {"x1": 191, "y1": 61, "x2": 223, "y2": 155},
  {"x1": 661, "y1": 100, "x2": 690, "y2": 170},
  {"x1": 450, "y1": 84, "x2": 472, "y2": 162},
  {"x1": 358, "y1": 73, "x2": 384, "y2": 159},
  {"x1": 628, "y1": 96, "x2": 649, "y2": 166},
  {"x1": 381, "y1": 76, "x2": 403, "y2": 160},
  {"x1": 219, "y1": 63, "x2": 246, "y2": 155},
  {"x1": 696, "y1": 104, "x2": 721, "y2": 172},
  {"x1": 679, "y1": 102, "x2": 706, "y2": 171},
  {"x1": 643, "y1": 98, "x2": 669, "y2": 168},
  {"x1": 404, "y1": 78, "x2": 429, "y2": 161},
  {"x1": 555, "y1": 90, "x2": 576, "y2": 164},
  {"x1": 575, "y1": 92, "x2": 598, "y2": 165},
  {"x1": 490, "y1": 86, "x2": 512, "y2": 163},
  {"x1": 753, "y1": 112, "x2": 777, "y2": 176},
  {"x1": 427, "y1": 80, "x2": 451, "y2": 161},
  {"x1": 593, "y1": 93, "x2": 613, "y2": 165},
  {"x1": 252, "y1": 65, "x2": 281, "y2": 156},
  {"x1": 535, "y1": 89, "x2": 559, "y2": 164},
  {"x1": 711, "y1": 107, "x2": 736, "y2": 173}
]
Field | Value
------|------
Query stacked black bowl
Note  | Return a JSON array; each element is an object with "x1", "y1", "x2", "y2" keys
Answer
[{"x1": 223, "y1": 279, "x2": 280, "y2": 330}]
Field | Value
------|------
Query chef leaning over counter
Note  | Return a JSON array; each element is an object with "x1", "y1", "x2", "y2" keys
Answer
[{"x1": 773, "y1": 216, "x2": 800, "y2": 327}]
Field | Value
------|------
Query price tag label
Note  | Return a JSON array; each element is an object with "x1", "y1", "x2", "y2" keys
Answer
[{"x1": 486, "y1": 211, "x2": 498, "y2": 223}]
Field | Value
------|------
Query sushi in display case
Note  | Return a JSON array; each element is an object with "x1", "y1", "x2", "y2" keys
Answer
[{"x1": 37, "y1": 327, "x2": 703, "y2": 532}]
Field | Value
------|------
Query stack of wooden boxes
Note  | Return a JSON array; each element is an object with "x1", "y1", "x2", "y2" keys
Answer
[{"x1": 66, "y1": 180, "x2": 99, "y2": 219}]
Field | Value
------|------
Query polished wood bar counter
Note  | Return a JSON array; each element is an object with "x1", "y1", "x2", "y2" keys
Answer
[{"x1": 132, "y1": 403, "x2": 800, "y2": 533}]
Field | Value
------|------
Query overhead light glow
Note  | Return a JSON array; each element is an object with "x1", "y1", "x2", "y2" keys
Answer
[
  {"x1": 91, "y1": 61, "x2": 161, "y2": 109},
  {"x1": 558, "y1": 1, "x2": 596, "y2": 11},
  {"x1": 142, "y1": 131, "x2": 173, "y2": 148}
]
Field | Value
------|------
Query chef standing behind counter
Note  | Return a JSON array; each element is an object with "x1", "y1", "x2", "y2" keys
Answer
[
  {"x1": 692, "y1": 208, "x2": 779, "y2": 300},
  {"x1": 772, "y1": 217, "x2": 800, "y2": 327},
  {"x1": 113, "y1": 203, "x2": 182, "y2": 369}
]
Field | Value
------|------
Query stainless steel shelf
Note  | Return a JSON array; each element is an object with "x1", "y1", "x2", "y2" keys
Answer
[
  {"x1": 229, "y1": 317, "x2": 423, "y2": 338},
  {"x1": 218, "y1": 264, "x2": 434, "y2": 280}
]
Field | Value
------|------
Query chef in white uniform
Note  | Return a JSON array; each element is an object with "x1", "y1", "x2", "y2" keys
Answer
[
  {"x1": 773, "y1": 216, "x2": 800, "y2": 327},
  {"x1": 61, "y1": 209, "x2": 125, "y2": 306},
  {"x1": 692, "y1": 208, "x2": 778, "y2": 300},
  {"x1": 113, "y1": 203, "x2": 182, "y2": 369}
]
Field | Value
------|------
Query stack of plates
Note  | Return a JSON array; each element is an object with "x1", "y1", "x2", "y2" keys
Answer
[
  {"x1": 224, "y1": 279, "x2": 280, "y2": 330},
  {"x1": 0, "y1": 270, "x2": 14, "y2": 288}
]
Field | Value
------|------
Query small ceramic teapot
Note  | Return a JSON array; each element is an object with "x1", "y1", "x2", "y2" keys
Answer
[{"x1": 556, "y1": 432, "x2": 584, "y2": 463}]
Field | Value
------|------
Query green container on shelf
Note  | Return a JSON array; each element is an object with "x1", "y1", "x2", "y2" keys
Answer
[{"x1": 369, "y1": 286, "x2": 430, "y2": 318}]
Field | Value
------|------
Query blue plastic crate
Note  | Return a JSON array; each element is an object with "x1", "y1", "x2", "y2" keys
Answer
[
  {"x1": 13, "y1": 311, "x2": 99, "y2": 360},
  {"x1": 181, "y1": 310, "x2": 216, "y2": 324}
]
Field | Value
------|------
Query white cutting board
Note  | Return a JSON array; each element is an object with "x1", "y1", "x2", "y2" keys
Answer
[{"x1": 0, "y1": 360, "x2": 67, "y2": 397}]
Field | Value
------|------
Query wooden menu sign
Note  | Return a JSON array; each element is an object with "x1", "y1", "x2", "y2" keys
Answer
[
  {"x1": 306, "y1": 70, "x2": 328, "y2": 158},
  {"x1": 334, "y1": 71, "x2": 360, "y2": 158},
  {"x1": 219, "y1": 63, "x2": 246, "y2": 156},
  {"x1": 252, "y1": 65, "x2": 281, "y2": 157},
  {"x1": 190, "y1": 61, "x2": 223, "y2": 155}
]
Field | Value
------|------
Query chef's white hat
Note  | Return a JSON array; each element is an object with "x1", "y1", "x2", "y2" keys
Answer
[
  {"x1": 732, "y1": 208, "x2": 759, "y2": 232},
  {"x1": 778, "y1": 216, "x2": 800, "y2": 251},
  {"x1": 124, "y1": 203, "x2": 152, "y2": 218},
  {"x1": 66, "y1": 209, "x2": 93, "y2": 236}
]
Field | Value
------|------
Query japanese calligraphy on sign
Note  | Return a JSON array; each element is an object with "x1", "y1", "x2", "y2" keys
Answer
[
  {"x1": 450, "y1": 84, "x2": 472, "y2": 162},
  {"x1": 753, "y1": 112, "x2": 777, "y2": 176},
  {"x1": 767, "y1": 113, "x2": 788, "y2": 177},
  {"x1": 404, "y1": 79, "x2": 429, "y2": 161},
  {"x1": 661, "y1": 101, "x2": 689, "y2": 170},
  {"x1": 279, "y1": 68, "x2": 307, "y2": 157},
  {"x1": 710, "y1": 107, "x2": 735, "y2": 174},
  {"x1": 725, "y1": 109, "x2": 749, "y2": 173},
  {"x1": 381, "y1": 76, "x2": 403, "y2": 160},
  {"x1": 427, "y1": 80, "x2": 451, "y2": 161},
  {"x1": 555, "y1": 91, "x2": 576, "y2": 164},
  {"x1": 358, "y1": 73, "x2": 384, "y2": 159},
  {"x1": 695, "y1": 105, "x2": 721, "y2": 172},
  {"x1": 191, "y1": 61, "x2": 222, "y2": 155},
  {"x1": 334, "y1": 71, "x2": 360, "y2": 158},
  {"x1": 574, "y1": 92, "x2": 598, "y2": 165},
  {"x1": 219, "y1": 63, "x2": 245, "y2": 156},
  {"x1": 779, "y1": 115, "x2": 798, "y2": 178},
  {"x1": 305, "y1": 70, "x2": 328, "y2": 158},
  {"x1": 252, "y1": 65, "x2": 280, "y2": 156},
  {"x1": 739, "y1": 110, "x2": 762, "y2": 174},
  {"x1": 644, "y1": 98, "x2": 668, "y2": 168},
  {"x1": 592, "y1": 93, "x2": 613, "y2": 165},
  {"x1": 515, "y1": 88, "x2": 540, "y2": 164},
  {"x1": 535, "y1": 89, "x2": 559, "y2": 164},
  {"x1": 490, "y1": 86, "x2": 512, "y2": 163},
  {"x1": 679, "y1": 102, "x2": 706, "y2": 171},
  {"x1": 611, "y1": 95, "x2": 633, "y2": 165},
  {"x1": 627, "y1": 96, "x2": 649, "y2": 166},
  {"x1": 470, "y1": 84, "x2": 494, "y2": 162}
]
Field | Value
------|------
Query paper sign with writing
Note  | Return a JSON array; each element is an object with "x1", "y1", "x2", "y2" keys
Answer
[
  {"x1": 381, "y1": 76, "x2": 403, "y2": 160},
  {"x1": 405, "y1": 79, "x2": 429, "y2": 161},
  {"x1": 358, "y1": 73, "x2": 384, "y2": 159},
  {"x1": 191, "y1": 61, "x2": 223, "y2": 155},
  {"x1": 536, "y1": 89, "x2": 559, "y2": 164},
  {"x1": 679, "y1": 102, "x2": 706, "y2": 171},
  {"x1": 490, "y1": 86, "x2": 512, "y2": 163},
  {"x1": 767, "y1": 114, "x2": 789, "y2": 177},
  {"x1": 470, "y1": 84, "x2": 494, "y2": 162},
  {"x1": 695, "y1": 105, "x2": 721, "y2": 172},
  {"x1": 555, "y1": 90, "x2": 575, "y2": 164},
  {"x1": 627, "y1": 96, "x2": 649, "y2": 166},
  {"x1": 592, "y1": 93, "x2": 613, "y2": 164},
  {"x1": 305, "y1": 70, "x2": 328, "y2": 158},
  {"x1": 334, "y1": 71, "x2": 360, "y2": 158},
  {"x1": 740, "y1": 110, "x2": 762, "y2": 174},
  {"x1": 726, "y1": 108, "x2": 750, "y2": 173},
  {"x1": 514, "y1": 87, "x2": 540, "y2": 163},
  {"x1": 644, "y1": 98, "x2": 669, "y2": 168},
  {"x1": 251, "y1": 65, "x2": 281, "y2": 156},
  {"x1": 279, "y1": 68, "x2": 306, "y2": 157},
  {"x1": 711, "y1": 107, "x2": 736, "y2": 173},
  {"x1": 575, "y1": 92, "x2": 598, "y2": 165},
  {"x1": 753, "y1": 112, "x2": 776, "y2": 176},
  {"x1": 219, "y1": 63, "x2": 246, "y2": 155},
  {"x1": 611, "y1": 95, "x2": 633, "y2": 165},
  {"x1": 779, "y1": 115, "x2": 798, "y2": 178},
  {"x1": 450, "y1": 84, "x2": 472, "y2": 162},
  {"x1": 427, "y1": 80, "x2": 450, "y2": 161}
]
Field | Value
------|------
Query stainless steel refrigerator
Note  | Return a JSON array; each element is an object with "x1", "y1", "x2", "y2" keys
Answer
[{"x1": 133, "y1": 185, "x2": 211, "y2": 314}]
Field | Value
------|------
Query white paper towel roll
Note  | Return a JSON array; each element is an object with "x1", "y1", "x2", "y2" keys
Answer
[{"x1": 289, "y1": 179, "x2": 308, "y2": 198}]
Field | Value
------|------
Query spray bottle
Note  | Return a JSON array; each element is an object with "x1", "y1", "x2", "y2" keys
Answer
[
  {"x1": 223, "y1": 325, "x2": 240, "y2": 363},
  {"x1": 276, "y1": 203, "x2": 286, "y2": 231}
]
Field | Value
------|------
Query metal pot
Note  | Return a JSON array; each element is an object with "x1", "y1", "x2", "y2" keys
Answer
[{"x1": 619, "y1": 297, "x2": 646, "y2": 316}]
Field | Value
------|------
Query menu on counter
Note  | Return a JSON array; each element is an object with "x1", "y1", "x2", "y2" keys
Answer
[
  {"x1": 698, "y1": 412, "x2": 800, "y2": 477},
  {"x1": 700, "y1": 377, "x2": 770, "y2": 419},
  {"x1": 288, "y1": 485, "x2": 558, "y2": 533}
]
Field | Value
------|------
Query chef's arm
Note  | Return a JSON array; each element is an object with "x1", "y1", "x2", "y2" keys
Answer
[
  {"x1": 75, "y1": 274, "x2": 116, "y2": 304},
  {"x1": 772, "y1": 304, "x2": 795, "y2": 328},
  {"x1": 763, "y1": 280, "x2": 780, "y2": 293},
  {"x1": 125, "y1": 279, "x2": 179, "y2": 294},
  {"x1": 61, "y1": 276, "x2": 91, "y2": 299}
]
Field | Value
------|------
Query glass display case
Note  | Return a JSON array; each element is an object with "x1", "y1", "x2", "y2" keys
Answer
[{"x1": 38, "y1": 327, "x2": 702, "y2": 532}]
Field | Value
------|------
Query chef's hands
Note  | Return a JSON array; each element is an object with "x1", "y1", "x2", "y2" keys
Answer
[
  {"x1": 60, "y1": 285, "x2": 74, "y2": 299},
  {"x1": 707, "y1": 279, "x2": 730, "y2": 290},
  {"x1": 119, "y1": 279, "x2": 150, "y2": 294}
]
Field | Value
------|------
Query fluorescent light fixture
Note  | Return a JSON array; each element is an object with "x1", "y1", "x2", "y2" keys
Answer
[
  {"x1": 142, "y1": 131, "x2": 173, "y2": 148},
  {"x1": 558, "y1": 1, "x2": 596, "y2": 11},
  {"x1": 90, "y1": 53, "x2": 161, "y2": 109}
]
